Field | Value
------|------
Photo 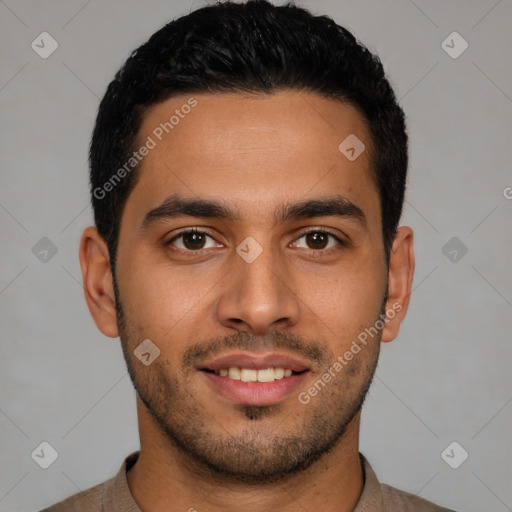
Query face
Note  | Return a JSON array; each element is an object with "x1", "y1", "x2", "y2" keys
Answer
[{"x1": 111, "y1": 91, "x2": 390, "y2": 483}]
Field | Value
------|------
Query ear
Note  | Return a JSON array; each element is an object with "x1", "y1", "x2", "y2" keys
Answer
[
  {"x1": 79, "y1": 226, "x2": 119, "y2": 338},
  {"x1": 381, "y1": 226, "x2": 415, "y2": 343}
]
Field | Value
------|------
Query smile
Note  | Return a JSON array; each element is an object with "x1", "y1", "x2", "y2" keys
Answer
[{"x1": 207, "y1": 367, "x2": 303, "y2": 382}]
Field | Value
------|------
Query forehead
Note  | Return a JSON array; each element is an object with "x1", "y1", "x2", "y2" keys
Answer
[{"x1": 125, "y1": 91, "x2": 379, "y2": 230}]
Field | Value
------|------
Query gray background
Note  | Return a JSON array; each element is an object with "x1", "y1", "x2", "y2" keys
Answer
[{"x1": 1, "y1": 0, "x2": 511, "y2": 511}]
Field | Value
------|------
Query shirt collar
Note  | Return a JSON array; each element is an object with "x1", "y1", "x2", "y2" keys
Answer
[
  {"x1": 353, "y1": 453, "x2": 385, "y2": 511},
  {"x1": 105, "y1": 451, "x2": 142, "y2": 512}
]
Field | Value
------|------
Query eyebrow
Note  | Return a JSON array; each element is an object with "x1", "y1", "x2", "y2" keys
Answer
[{"x1": 140, "y1": 193, "x2": 367, "y2": 231}]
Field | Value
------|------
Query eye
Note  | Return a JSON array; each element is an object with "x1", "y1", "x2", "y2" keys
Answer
[
  {"x1": 167, "y1": 229, "x2": 221, "y2": 251},
  {"x1": 293, "y1": 230, "x2": 345, "y2": 251}
]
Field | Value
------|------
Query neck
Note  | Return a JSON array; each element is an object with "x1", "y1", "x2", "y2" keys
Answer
[{"x1": 127, "y1": 399, "x2": 364, "y2": 512}]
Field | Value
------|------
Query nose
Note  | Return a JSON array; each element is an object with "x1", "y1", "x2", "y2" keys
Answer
[{"x1": 215, "y1": 240, "x2": 300, "y2": 335}]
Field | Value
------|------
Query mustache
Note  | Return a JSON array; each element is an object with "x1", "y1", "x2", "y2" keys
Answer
[{"x1": 183, "y1": 330, "x2": 330, "y2": 369}]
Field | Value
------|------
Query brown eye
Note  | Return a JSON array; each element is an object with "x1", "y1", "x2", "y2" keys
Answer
[
  {"x1": 168, "y1": 230, "x2": 218, "y2": 251},
  {"x1": 182, "y1": 232, "x2": 207, "y2": 250},
  {"x1": 305, "y1": 231, "x2": 329, "y2": 249},
  {"x1": 294, "y1": 230, "x2": 342, "y2": 251}
]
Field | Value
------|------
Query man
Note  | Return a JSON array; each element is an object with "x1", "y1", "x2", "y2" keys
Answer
[{"x1": 42, "y1": 1, "x2": 455, "y2": 510}]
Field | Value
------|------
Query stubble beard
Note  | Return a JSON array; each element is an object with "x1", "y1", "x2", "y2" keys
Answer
[{"x1": 113, "y1": 274, "x2": 382, "y2": 484}]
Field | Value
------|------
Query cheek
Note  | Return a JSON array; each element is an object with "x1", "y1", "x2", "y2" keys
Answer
[
  {"x1": 118, "y1": 256, "x2": 216, "y2": 344},
  {"x1": 301, "y1": 260, "x2": 385, "y2": 347}
]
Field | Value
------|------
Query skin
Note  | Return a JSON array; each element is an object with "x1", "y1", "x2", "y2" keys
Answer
[{"x1": 79, "y1": 91, "x2": 414, "y2": 512}]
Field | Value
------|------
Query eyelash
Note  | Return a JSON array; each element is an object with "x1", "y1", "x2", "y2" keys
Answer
[{"x1": 165, "y1": 227, "x2": 348, "y2": 255}]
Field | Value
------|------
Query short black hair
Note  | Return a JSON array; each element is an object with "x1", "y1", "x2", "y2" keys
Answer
[{"x1": 90, "y1": 0, "x2": 408, "y2": 272}]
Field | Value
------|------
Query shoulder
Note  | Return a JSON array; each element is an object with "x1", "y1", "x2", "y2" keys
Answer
[
  {"x1": 357, "y1": 453, "x2": 458, "y2": 512},
  {"x1": 381, "y1": 483, "x2": 458, "y2": 512},
  {"x1": 39, "y1": 478, "x2": 111, "y2": 512},
  {"x1": 38, "y1": 451, "x2": 140, "y2": 512}
]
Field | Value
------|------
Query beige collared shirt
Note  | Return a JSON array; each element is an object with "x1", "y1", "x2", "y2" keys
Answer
[{"x1": 40, "y1": 451, "x2": 456, "y2": 511}]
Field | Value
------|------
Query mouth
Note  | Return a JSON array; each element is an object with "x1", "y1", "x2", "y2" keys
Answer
[
  {"x1": 198, "y1": 352, "x2": 312, "y2": 406},
  {"x1": 202, "y1": 366, "x2": 307, "y2": 382}
]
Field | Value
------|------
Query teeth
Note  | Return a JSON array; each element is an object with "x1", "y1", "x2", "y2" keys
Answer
[
  {"x1": 240, "y1": 368, "x2": 258, "y2": 382},
  {"x1": 214, "y1": 367, "x2": 299, "y2": 382},
  {"x1": 274, "y1": 367, "x2": 285, "y2": 379},
  {"x1": 256, "y1": 368, "x2": 275, "y2": 382},
  {"x1": 228, "y1": 367, "x2": 241, "y2": 380}
]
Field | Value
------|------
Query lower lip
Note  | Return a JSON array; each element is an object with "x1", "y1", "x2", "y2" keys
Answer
[{"x1": 201, "y1": 371, "x2": 309, "y2": 406}]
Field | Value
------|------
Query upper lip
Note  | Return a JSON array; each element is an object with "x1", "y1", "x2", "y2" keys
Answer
[{"x1": 199, "y1": 352, "x2": 311, "y2": 372}]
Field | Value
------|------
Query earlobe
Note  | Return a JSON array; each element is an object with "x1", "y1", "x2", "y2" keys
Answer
[
  {"x1": 79, "y1": 226, "x2": 119, "y2": 338},
  {"x1": 381, "y1": 226, "x2": 415, "y2": 343}
]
